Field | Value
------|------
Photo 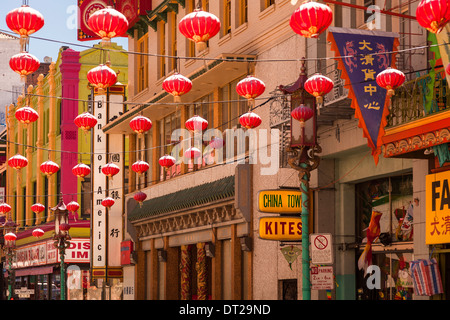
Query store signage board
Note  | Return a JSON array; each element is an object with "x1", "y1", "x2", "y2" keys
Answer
[
  {"x1": 426, "y1": 171, "x2": 450, "y2": 244},
  {"x1": 257, "y1": 189, "x2": 302, "y2": 214},
  {"x1": 311, "y1": 265, "x2": 334, "y2": 290},
  {"x1": 310, "y1": 233, "x2": 333, "y2": 265},
  {"x1": 258, "y1": 217, "x2": 302, "y2": 241}
]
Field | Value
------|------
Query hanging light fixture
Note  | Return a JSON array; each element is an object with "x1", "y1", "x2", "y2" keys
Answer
[
  {"x1": 134, "y1": 191, "x2": 147, "y2": 208},
  {"x1": 32, "y1": 228, "x2": 45, "y2": 239},
  {"x1": 4, "y1": 232, "x2": 17, "y2": 242},
  {"x1": 87, "y1": 6, "x2": 129, "y2": 45},
  {"x1": 184, "y1": 147, "x2": 202, "y2": 160},
  {"x1": 31, "y1": 203, "x2": 45, "y2": 215},
  {"x1": 74, "y1": 112, "x2": 98, "y2": 133},
  {"x1": 40, "y1": 160, "x2": 60, "y2": 177},
  {"x1": 209, "y1": 137, "x2": 225, "y2": 149},
  {"x1": 87, "y1": 63, "x2": 118, "y2": 94},
  {"x1": 15, "y1": 106, "x2": 39, "y2": 125},
  {"x1": 290, "y1": 1, "x2": 333, "y2": 38},
  {"x1": 101, "y1": 197, "x2": 115, "y2": 209},
  {"x1": 416, "y1": 0, "x2": 450, "y2": 34},
  {"x1": 159, "y1": 155, "x2": 176, "y2": 170},
  {"x1": 9, "y1": 52, "x2": 40, "y2": 81},
  {"x1": 66, "y1": 201, "x2": 80, "y2": 213},
  {"x1": 239, "y1": 112, "x2": 262, "y2": 129},
  {"x1": 131, "y1": 160, "x2": 150, "y2": 175},
  {"x1": 102, "y1": 162, "x2": 120, "y2": 178},
  {"x1": 236, "y1": 76, "x2": 266, "y2": 102},
  {"x1": 304, "y1": 74, "x2": 334, "y2": 105},
  {"x1": 162, "y1": 73, "x2": 193, "y2": 102},
  {"x1": 8, "y1": 154, "x2": 28, "y2": 170},
  {"x1": 376, "y1": 67, "x2": 406, "y2": 97},
  {"x1": 129, "y1": 115, "x2": 152, "y2": 136},
  {"x1": 72, "y1": 163, "x2": 91, "y2": 181},
  {"x1": 185, "y1": 115, "x2": 208, "y2": 133},
  {"x1": 291, "y1": 104, "x2": 314, "y2": 128},
  {"x1": 6, "y1": 5, "x2": 44, "y2": 49},
  {"x1": 0, "y1": 203, "x2": 12, "y2": 215},
  {"x1": 178, "y1": 8, "x2": 221, "y2": 51}
]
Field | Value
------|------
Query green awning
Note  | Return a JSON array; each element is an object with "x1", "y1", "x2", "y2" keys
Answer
[{"x1": 128, "y1": 175, "x2": 235, "y2": 222}]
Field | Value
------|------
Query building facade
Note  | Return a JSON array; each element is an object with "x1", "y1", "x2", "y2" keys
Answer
[
  {"x1": 4, "y1": 43, "x2": 128, "y2": 300},
  {"x1": 102, "y1": 0, "x2": 447, "y2": 301}
]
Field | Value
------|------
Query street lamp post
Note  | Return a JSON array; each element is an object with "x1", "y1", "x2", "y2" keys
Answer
[
  {"x1": 2, "y1": 216, "x2": 18, "y2": 300},
  {"x1": 51, "y1": 195, "x2": 71, "y2": 300},
  {"x1": 280, "y1": 60, "x2": 321, "y2": 300}
]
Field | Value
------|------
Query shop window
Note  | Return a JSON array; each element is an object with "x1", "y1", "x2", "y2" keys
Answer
[{"x1": 356, "y1": 174, "x2": 414, "y2": 300}]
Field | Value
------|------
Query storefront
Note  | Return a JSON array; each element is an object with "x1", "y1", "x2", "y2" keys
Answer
[{"x1": 6, "y1": 220, "x2": 91, "y2": 300}]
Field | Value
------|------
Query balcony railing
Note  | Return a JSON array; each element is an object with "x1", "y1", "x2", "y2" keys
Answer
[{"x1": 387, "y1": 68, "x2": 449, "y2": 128}]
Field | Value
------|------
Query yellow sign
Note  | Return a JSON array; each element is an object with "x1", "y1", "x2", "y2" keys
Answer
[
  {"x1": 426, "y1": 171, "x2": 450, "y2": 244},
  {"x1": 258, "y1": 189, "x2": 302, "y2": 213},
  {"x1": 259, "y1": 217, "x2": 302, "y2": 241}
]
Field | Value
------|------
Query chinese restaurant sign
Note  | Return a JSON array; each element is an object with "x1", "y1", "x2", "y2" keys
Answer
[
  {"x1": 257, "y1": 189, "x2": 302, "y2": 214},
  {"x1": 327, "y1": 27, "x2": 399, "y2": 164},
  {"x1": 426, "y1": 171, "x2": 450, "y2": 244}
]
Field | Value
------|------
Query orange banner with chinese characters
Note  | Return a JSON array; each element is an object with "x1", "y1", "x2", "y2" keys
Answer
[{"x1": 426, "y1": 171, "x2": 450, "y2": 244}]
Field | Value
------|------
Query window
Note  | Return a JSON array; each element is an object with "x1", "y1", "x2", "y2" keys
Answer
[
  {"x1": 137, "y1": 33, "x2": 149, "y2": 92},
  {"x1": 220, "y1": 77, "x2": 247, "y2": 130},
  {"x1": 186, "y1": 0, "x2": 196, "y2": 58},
  {"x1": 159, "y1": 110, "x2": 181, "y2": 181},
  {"x1": 158, "y1": 21, "x2": 166, "y2": 79},
  {"x1": 262, "y1": 0, "x2": 275, "y2": 10},
  {"x1": 169, "y1": 12, "x2": 178, "y2": 72},
  {"x1": 238, "y1": 0, "x2": 248, "y2": 26},
  {"x1": 223, "y1": 0, "x2": 232, "y2": 35}
]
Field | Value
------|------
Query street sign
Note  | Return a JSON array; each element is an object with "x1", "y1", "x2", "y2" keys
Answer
[
  {"x1": 258, "y1": 216, "x2": 302, "y2": 241},
  {"x1": 310, "y1": 233, "x2": 333, "y2": 264},
  {"x1": 311, "y1": 265, "x2": 334, "y2": 290},
  {"x1": 15, "y1": 287, "x2": 34, "y2": 298},
  {"x1": 426, "y1": 171, "x2": 450, "y2": 244},
  {"x1": 257, "y1": 189, "x2": 302, "y2": 214}
]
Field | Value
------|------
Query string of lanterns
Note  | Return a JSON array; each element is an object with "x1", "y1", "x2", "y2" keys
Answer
[{"x1": 4, "y1": 0, "x2": 449, "y2": 221}]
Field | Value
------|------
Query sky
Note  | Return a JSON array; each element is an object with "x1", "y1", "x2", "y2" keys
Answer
[{"x1": 0, "y1": 0, "x2": 129, "y2": 62}]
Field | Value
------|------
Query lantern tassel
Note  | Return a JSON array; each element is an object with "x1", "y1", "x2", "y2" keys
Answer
[
  {"x1": 174, "y1": 95, "x2": 181, "y2": 103},
  {"x1": 196, "y1": 41, "x2": 207, "y2": 52}
]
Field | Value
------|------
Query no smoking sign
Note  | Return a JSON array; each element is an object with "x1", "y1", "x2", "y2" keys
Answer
[{"x1": 310, "y1": 233, "x2": 333, "y2": 264}]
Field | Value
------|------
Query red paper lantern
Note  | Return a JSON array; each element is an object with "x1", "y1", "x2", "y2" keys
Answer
[
  {"x1": 179, "y1": 9, "x2": 221, "y2": 51},
  {"x1": 416, "y1": 0, "x2": 450, "y2": 34},
  {"x1": 376, "y1": 68, "x2": 406, "y2": 96},
  {"x1": 59, "y1": 223, "x2": 71, "y2": 232},
  {"x1": 72, "y1": 163, "x2": 91, "y2": 180},
  {"x1": 304, "y1": 74, "x2": 334, "y2": 104},
  {"x1": 4, "y1": 232, "x2": 16, "y2": 242},
  {"x1": 447, "y1": 63, "x2": 450, "y2": 76},
  {"x1": 102, "y1": 162, "x2": 120, "y2": 178},
  {"x1": 236, "y1": 76, "x2": 266, "y2": 101},
  {"x1": 101, "y1": 197, "x2": 115, "y2": 209},
  {"x1": 0, "y1": 203, "x2": 12, "y2": 215},
  {"x1": 209, "y1": 137, "x2": 225, "y2": 149},
  {"x1": 134, "y1": 191, "x2": 147, "y2": 208},
  {"x1": 87, "y1": 7, "x2": 129, "y2": 44},
  {"x1": 15, "y1": 106, "x2": 39, "y2": 125},
  {"x1": 185, "y1": 115, "x2": 208, "y2": 132},
  {"x1": 184, "y1": 147, "x2": 202, "y2": 160},
  {"x1": 40, "y1": 160, "x2": 59, "y2": 177},
  {"x1": 129, "y1": 115, "x2": 152, "y2": 135},
  {"x1": 291, "y1": 104, "x2": 314, "y2": 127},
  {"x1": 239, "y1": 112, "x2": 262, "y2": 129},
  {"x1": 290, "y1": 1, "x2": 333, "y2": 38},
  {"x1": 9, "y1": 52, "x2": 40, "y2": 81},
  {"x1": 8, "y1": 154, "x2": 28, "y2": 170},
  {"x1": 6, "y1": 5, "x2": 44, "y2": 39},
  {"x1": 67, "y1": 201, "x2": 80, "y2": 213},
  {"x1": 32, "y1": 228, "x2": 44, "y2": 238},
  {"x1": 132, "y1": 160, "x2": 150, "y2": 175},
  {"x1": 159, "y1": 155, "x2": 176, "y2": 169},
  {"x1": 31, "y1": 203, "x2": 45, "y2": 214},
  {"x1": 87, "y1": 64, "x2": 118, "y2": 93},
  {"x1": 74, "y1": 112, "x2": 97, "y2": 133},
  {"x1": 162, "y1": 73, "x2": 193, "y2": 102}
]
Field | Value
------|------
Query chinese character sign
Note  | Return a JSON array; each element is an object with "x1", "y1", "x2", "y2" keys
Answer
[
  {"x1": 327, "y1": 27, "x2": 399, "y2": 164},
  {"x1": 426, "y1": 171, "x2": 450, "y2": 245}
]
